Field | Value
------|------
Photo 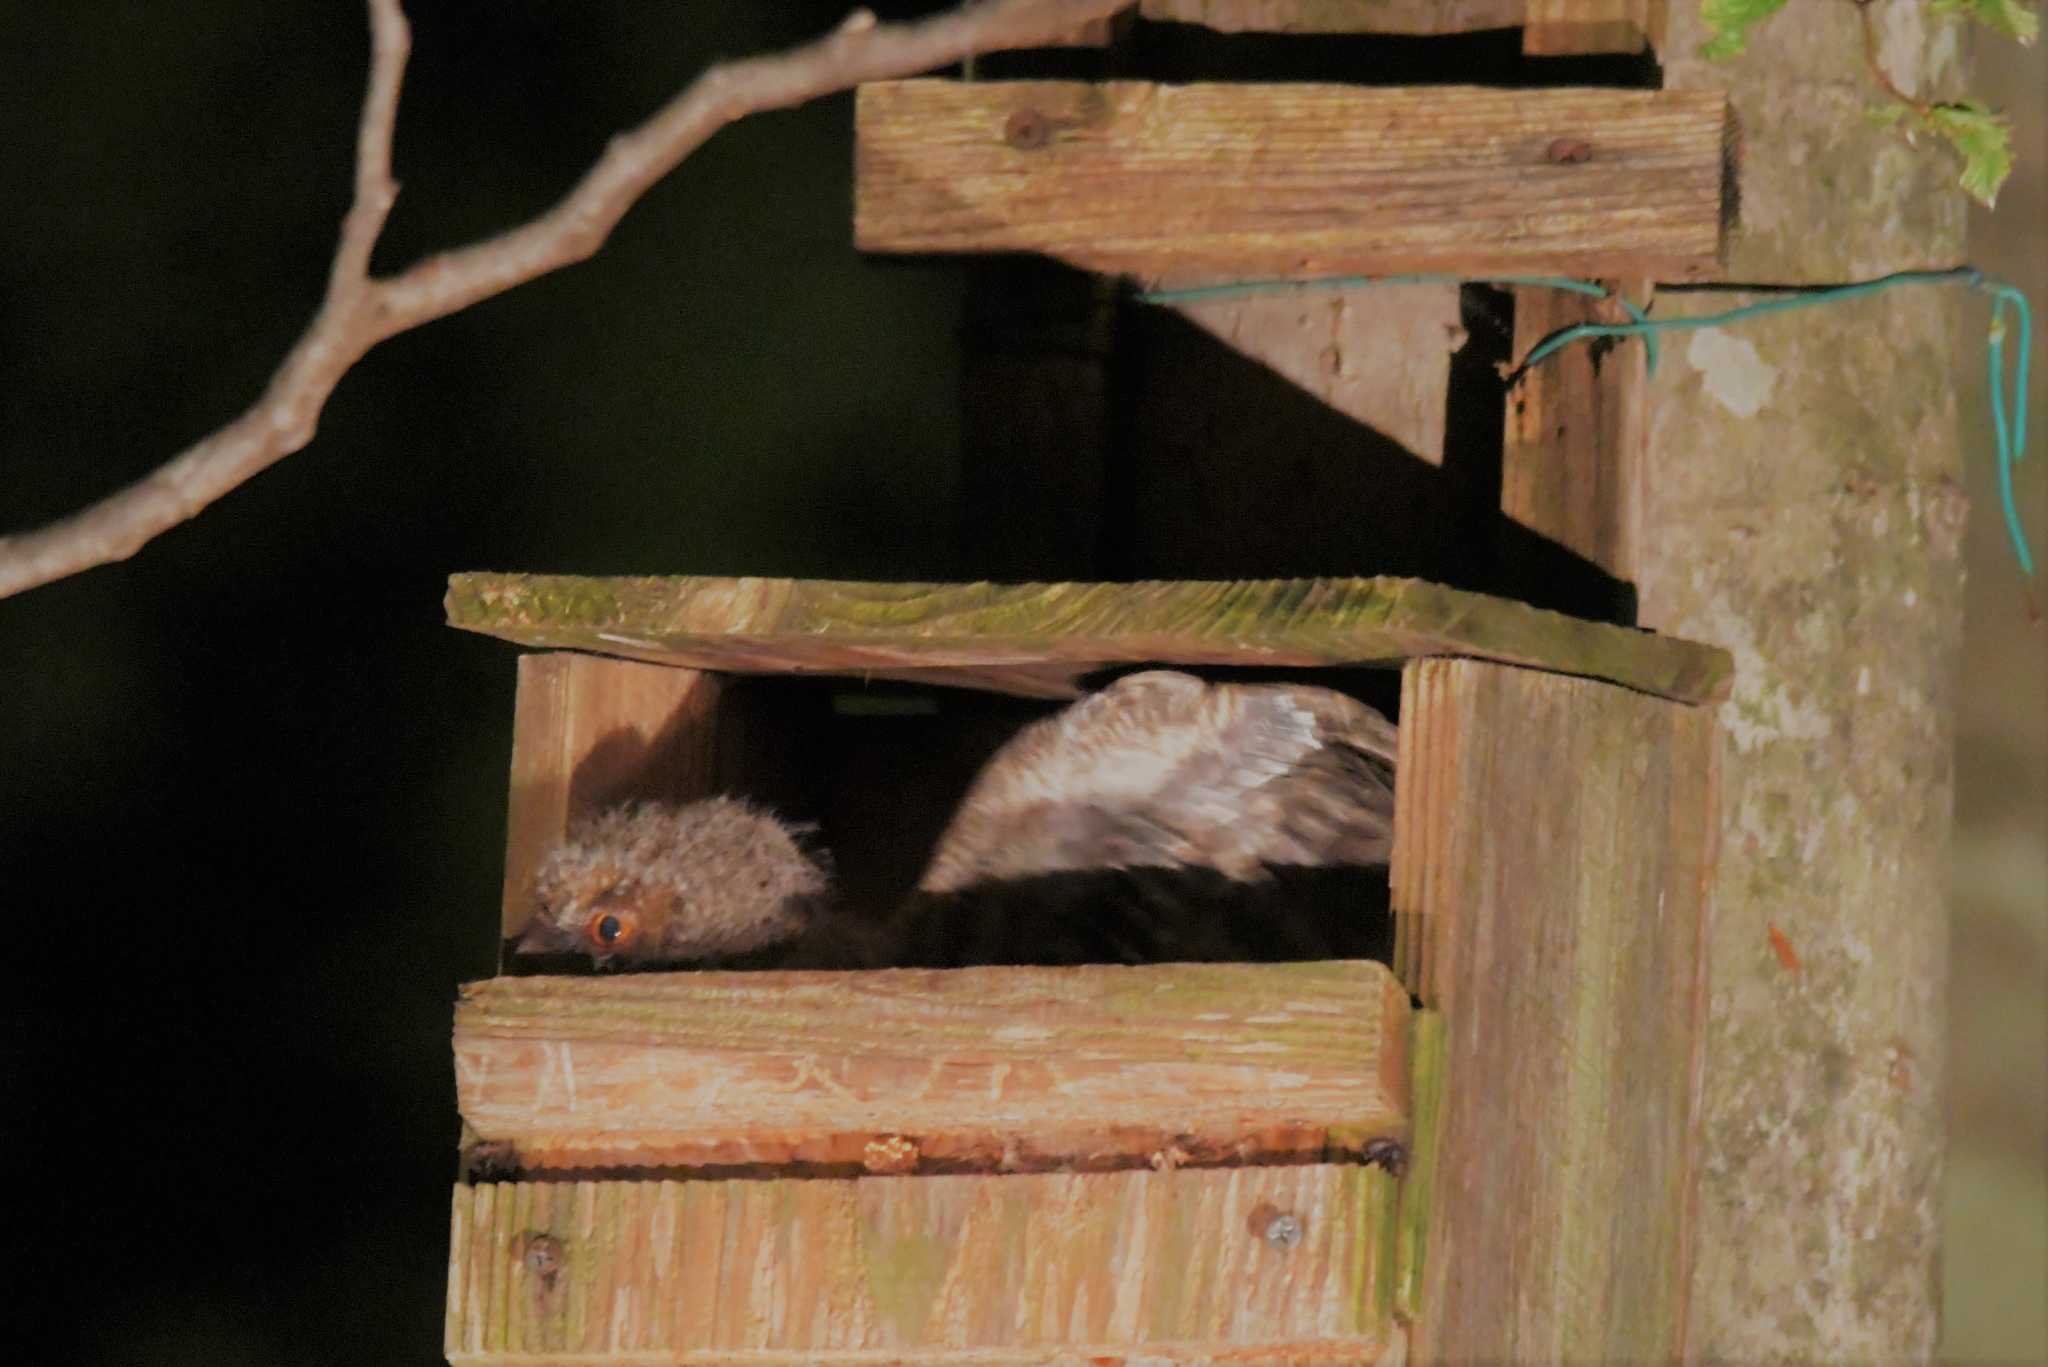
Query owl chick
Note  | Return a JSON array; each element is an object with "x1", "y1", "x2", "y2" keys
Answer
[
  {"x1": 517, "y1": 670, "x2": 1396, "y2": 970},
  {"x1": 517, "y1": 796, "x2": 831, "y2": 966}
]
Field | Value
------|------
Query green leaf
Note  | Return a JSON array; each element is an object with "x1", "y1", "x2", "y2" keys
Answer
[
  {"x1": 1929, "y1": 0, "x2": 2040, "y2": 45},
  {"x1": 1869, "y1": 96, "x2": 2015, "y2": 206},
  {"x1": 1699, "y1": 0, "x2": 1788, "y2": 59},
  {"x1": 1925, "y1": 100, "x2": 2016, "y2": 207}
]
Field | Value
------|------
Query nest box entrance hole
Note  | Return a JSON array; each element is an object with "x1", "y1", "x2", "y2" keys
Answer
[{"x1": 498, "y1": 653, "x2": 1405, "y2": 976}]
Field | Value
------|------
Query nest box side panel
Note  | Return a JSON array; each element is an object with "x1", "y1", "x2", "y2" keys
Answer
[
  {"x1": 500, "y1": 654, "x2": 721, "y2": 946},
  {"x1": 1502, "y1": 280, "x2": 1653, "y2": 587},
  {"x1": 1391, "y1": 657, "x2": 1718, "y2": 1364},
  {"x1": 445, "y1": 1166, "x2": 1402, "y2": 1364}
]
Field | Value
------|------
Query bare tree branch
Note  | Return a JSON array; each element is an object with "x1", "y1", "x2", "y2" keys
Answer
[{"x1": 0, "y1": 0, "x2": 1126, "y2": 599}]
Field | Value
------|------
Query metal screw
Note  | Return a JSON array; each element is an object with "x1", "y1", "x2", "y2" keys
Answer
[
  {"x1": 520, "y1": 1234, "x2": 565, "y2": 1292},
  {"x1": 1263, "y1": 1211, "x2": 1304, "y2": 1249}
]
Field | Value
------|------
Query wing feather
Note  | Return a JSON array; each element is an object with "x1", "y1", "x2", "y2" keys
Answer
[{"x1": 918, "y1": 671, "x2": 1397, "y2": 892}]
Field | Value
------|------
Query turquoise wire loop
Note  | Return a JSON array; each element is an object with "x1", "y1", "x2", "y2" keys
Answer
[
  {"x1": 1138, "y1": 268, "x2": 2035, "y2": 582},
  {"x1": 1985, "y1": 280, "x2": 2034, "y2": 577}
]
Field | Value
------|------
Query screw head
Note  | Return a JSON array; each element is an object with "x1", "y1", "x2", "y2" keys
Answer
[
  {"x1": 520, "y1": 1233, "x2": 565, "y2": 1289},
  {"x1": 1263, "y1": 1211, "x2": 1304, "y2": 1249}
]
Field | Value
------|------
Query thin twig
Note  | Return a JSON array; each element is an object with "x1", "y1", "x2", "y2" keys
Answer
[
  {"x1": 1854, "y1": 0, "x2": 1931, "y2": 117},
  {"x1": 0, "y1": 0, "x2": 1124, "y2": 599}
]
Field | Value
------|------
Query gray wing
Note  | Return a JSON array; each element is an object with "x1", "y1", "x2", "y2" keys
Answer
[{"x1": 918, "y1": 670, "x2": 1397, "y2": 893}]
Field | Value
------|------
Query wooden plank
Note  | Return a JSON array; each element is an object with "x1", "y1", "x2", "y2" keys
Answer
[
  {"x1": 1140, "y1": 0, "x2": 1525, "y2": 35},
  {"x1": 445, "y1": 1165, "x2": 1402, "y2": 1364},
  {"x1": 1522, "y1": 0, "x2": 1665, "y2": 55},
  {"x1": 1393, "y1": 1008, "x2": 1444, "y2": 1323},
  {"x1": 1141, "y1": 0, "x2": 1665, "y2": 53},
  {"x1": 855, "y1": 80, "x2": 1734, "y2": 282},
  {"x1": 500, "y1": 655, "x2": 720, "y2": 946},
  {"x1": 1501, "y1": 281, "x2": 1650, "y2": 582},
  {"x1": 1389, "y1": 657, "x2": 1716, "y2": 1364},
  {"x1": 446, "y1": 575, "x2": 1735, "y2": 706},
  {"x1": 1164, "y1": 281, "x2": 1462, "y2": 463},
  {"x1": 456, "y1": 960, "x2": 1409, "y2": 1175},
  {"x1": 1044, "y1": 11, "x2": 1122, "y2": 46}
]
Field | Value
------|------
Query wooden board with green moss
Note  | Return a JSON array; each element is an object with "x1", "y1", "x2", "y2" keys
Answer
[
  {"x1": 1393, "y1": 1008, "x2": 1445, "y2": 1325},
  {"x1": 456, "y1": 959, "x2": 1409, "y2": 1177},
  {"x1": 1388, "y1": 657, "x2": 1716, "y2": 1363},
  {"x1": 446, "y1": 575, "x2": 1732, "y2": 705},
  {"x1": 855, "y1": 80, "x2": 1732, "y2": 283},
  {"x1": 446, "y1": 1165, "x2": 1403, "y2": 1364}
]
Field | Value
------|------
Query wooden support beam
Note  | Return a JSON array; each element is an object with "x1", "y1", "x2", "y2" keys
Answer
[
  {"x1": 456, "y1": 960, "x2": 1409, "y2": 1175},
  {"x1": 500, "y1": 654, "x2": 720, "y2": 946},
  {"x1": 1501, "y1": 281, "x2": 1650, "y2": 582},
  {"x1": 446, "y1": 575, "x2": 1735, "y2": 705},
  {"x1": 445, "y1": 1164, "x2": 1403, "y2": 1364},
  {"x1": 1389, "y1": 657, "x2": 1717, "y2": 1363},
  {"x1": 1142, "y1": 0, "x2": 1667, "y2": 55},
  {"x1": 855, "y1": 80, "x2": 1734, "y2": 283},
  {"x1": 959, "y1": 259, "x2": 1117, "y2": 579},
  {"x1": 1522, "y1": 0, "x2": 1666, "y2": 55},
  {"x1": 1045, "y1": 11, "x2": 1122, "y2": 46},
  {"x1": 1163, "y1": 281, "x2": 1464, "y2": 464},
  {"x1": 1140, "y1": 0, "x2": 1524, "y2": 35}
]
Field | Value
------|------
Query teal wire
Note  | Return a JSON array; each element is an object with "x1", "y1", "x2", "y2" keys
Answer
[
  {"x1": 1140, "y1": 267, "x2": 2035, "y2": 580},
  {"x1": 1986, "y1": 281, "x2": 2034, "y2": 576},
  {"x1": 1517, "y1": 267, "x2": 2033, "y2": 578}
]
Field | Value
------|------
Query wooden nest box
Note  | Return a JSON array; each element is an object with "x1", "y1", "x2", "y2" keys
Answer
[
  {"x1": 442, "y1": 4, "x2": 1743, "y2": 1359},
  {"x1": 443, "y1": 573, "x2": 1729, "y2": 1364}
]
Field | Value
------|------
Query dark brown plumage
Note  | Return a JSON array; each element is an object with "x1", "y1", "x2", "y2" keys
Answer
[{"x1": 517, "y1": 670, "x2": 1397, "y2": 970}]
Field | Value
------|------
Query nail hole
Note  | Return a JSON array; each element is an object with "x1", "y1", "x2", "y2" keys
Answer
[{"x1": 1004, "y1": 109, "x2": 1051, "y2": 150}]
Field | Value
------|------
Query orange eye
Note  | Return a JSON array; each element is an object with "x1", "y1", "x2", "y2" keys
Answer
[{"x1": 585, "y1": 908, "x2": 638, "y2": 953}]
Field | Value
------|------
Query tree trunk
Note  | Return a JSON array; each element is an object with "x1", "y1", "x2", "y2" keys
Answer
[{"x1": 1645, "y1": 7, "x2": 1968, "y2": 1358}]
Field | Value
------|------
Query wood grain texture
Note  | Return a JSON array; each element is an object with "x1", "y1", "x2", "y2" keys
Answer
[
  {"x1": 1392, "y1": 1008, "x2": 1444, "y2": 1325},
  {"x1": 1501, "y1": 281, "x2": 1650, "y2": 581},
  {"x1": 446, "y1": 575, "x2": 1734, "y2": 705},
  {"x1": 501, "y1": 655, "x2": 722, "y2": 945},
  {"x1": 855, "y1": 80, "x2": 1733, "y2": 282},
  {"x1": 1522, "y1": 0, "x2": 1666, "y2": 54},
  {"x1": 1140, "y1": 0, "x2": 1524, "y2": 35},
  {"x1": 1388, "y1": 657, "x2": 1717, "y2": 1363},
  {"x1": 456, "y1": 960, "x2": 1410, "y2": 1175},
  {"x1": 445, "y1": 1165, "x2": 1402, "y2": 1364},
  {"x1": 1166, "y1": 282, "x2": 1462, "y2": 463}
]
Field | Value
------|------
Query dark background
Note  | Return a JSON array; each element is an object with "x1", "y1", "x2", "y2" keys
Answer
[
  {"x1": 2, "y1": 5, "x2": 2039, "y2": 1364},
  {"x1": 3, "y1": 7, "x2": 968, "y2": 1362}
]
